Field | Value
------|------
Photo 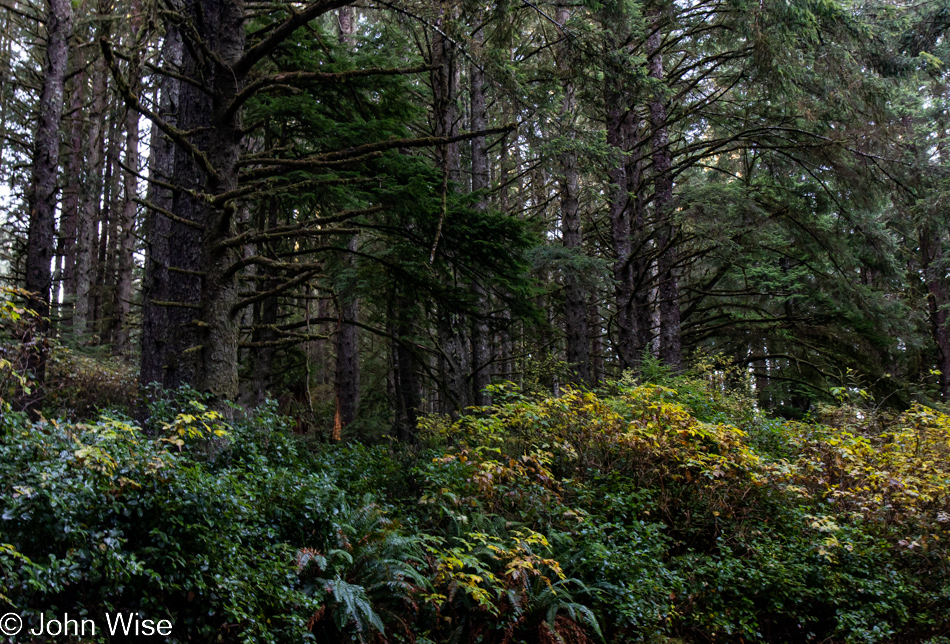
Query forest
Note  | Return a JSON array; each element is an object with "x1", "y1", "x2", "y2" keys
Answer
[{"x1": 2, "y1": 0, "x2": 950, "y2": 641}]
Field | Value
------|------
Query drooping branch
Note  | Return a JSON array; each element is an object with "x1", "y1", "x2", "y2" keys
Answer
[
  {"x1": 235, "y1": 0, "x2": 354, "y2": 77},
  {"x1": 238, "y1": 125, "x2": 517, "y2": 181},
  {"x1": 218, "y1": 206, "x2": 382, "y2": 248},
  {"x1": 224, "y1": 63, "x2": 437, "y2": 120}
]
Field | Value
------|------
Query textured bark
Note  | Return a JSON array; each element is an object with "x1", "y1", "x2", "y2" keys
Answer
[
  {"x1": 331, "y1": 5, "x2": 360, "y2": 434},
  {"x1": 752, "y1": 339, "x2": 770, "y2": 408},
  {"x1": 392, "y1": 294, "x2": 421, "y2": 441},
  {"x1": 114, "y1": 2, "x2": 143, "y2": 356},
  {"x1": 94, "y1": 116, "x2": 121, "y2": 341},
  {"x1": 113, "y1": 105, "x2": 138, "y2": 354},
  {"x1": 432, "y1": 6, "x2": 460, "y2": 183},
  {"x1": 606, "y1": 86, "x2": 636, "y2": 371},
  {"x1": 74, "y1": 53, "x2": 109, "y2": 341},
  {"x1": 333, "y1": 235, "x2": 360, "y2": 435},
  {"x1": 58, "y1": 70, "x2": 86, "y2": 329},
  {"x1": 625, "y1": 117, "x2": 654, "y2": 357},
  {"x1": 471, "y1": 286, "x2": 491, "y2": 405},
  {"x1": 496, "y1": 140, "x2": 515, "y2": 383},
  {"x1": 496, "y1": 310, "x2": 517, "y2": 381},
  {"x1": 557, "y1": 5, "x2": 590, "y2": 385},
  {"x1": 249, "y1": 199, "x2": 279, "y2": 404},
  {"x1": 439, "y1": 310, "x2": 472, "y2": 416},
  {"x1": 138, "y1": 0, "x2": 249, "y2": 398},
  {"x1": 316, "y1": 295, "x2": 332, "y2": 385},
  {"x1": 22, "y1": 0, "x2": 72, "y2": 408},
  {"x1": 140, "y1": 18, "x2": 182, "y2": 389},
  {"x1": 338, "y1": 5, "x2": 355, "y2": 47},
  {"x1": 647, "y1": 17, "x2": 681, "y2": 370},
  {"x1": 431, "y1": 7, "x2": 471, "y2": 412},
  {"x1": 470, "y1": 33, "x2": 491, "y2": 405},
  {"x1": 179, "y1": 0, "x2": 245, "y2": 400}
]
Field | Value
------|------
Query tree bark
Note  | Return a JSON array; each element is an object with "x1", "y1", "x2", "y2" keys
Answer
[
  {"x1": 22, "y1": 0, "x2": 73, "y2": 409},
  {"x1": 626, "y1": 116, "x2": 654, "y2": 358},
  {"x1": 647, "y1": 15, "x2": 681, "y2": 370},
  {"x1": 140, "y1": 15, "x2": 182, "y2": 390},
  {"x1": 921, "y1": 226, "x2": 950, "y2": 398},
  {"x1": 392, "y1": 293, "x2": 421, "y2": 441},
  {"x1": 470, "y1": 29, "x2": 491, "y2": 405},
  {"x1": 250, "y1": 198, "x2": 279, "y2": 405},
  {"x1": 333, "y1": 235, "x2": 360, "y2": 436},
  {"x1": 557, "y1": 5, "x2": 590, "y2": 385},
  {"x1": 94, "y1": 114, "x2": 121, "y2": 342},
  {"x1": 114, "y1": 2, "x2": 143, "y2": 356},
  {"x1": 75, "y1": 50, "x2": 109, "y2": 341},
  {"x1": 331, "y1": 7, "x2": 360, "y2": 433},
  {"x1": 606, "y1": 86, "x2": 636, "y2": 371},
  {"x1": 432, "y1": 5, "x2": 460, "y2": 184},
  {"x1": 338, "y1": 5, "x2": 355, "y2": 47},
  {"x1": 59, "y1": 69, "x2": 86, "y2": 329},
  {"x1": 431, "y1": 6, "x2": 471, "y2": 413},
  {"x1": 183, "y1": 0, "x2": 245, "y2": 401},
  {"x1": 589, "y1": 298, "x2": 603, "y2": 385}
]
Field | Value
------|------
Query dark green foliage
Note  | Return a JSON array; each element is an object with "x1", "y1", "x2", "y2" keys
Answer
[
  {"x1": 0, "y1": 395, "x2": 418, "y2": 643},
  {"x1": 4, "y1": 373, "x2": 950, "y2": 642}
]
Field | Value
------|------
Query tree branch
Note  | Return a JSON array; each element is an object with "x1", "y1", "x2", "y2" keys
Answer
[
  {"x1": 235, "y1": 0, "x2": 354, "y2": 77},
  {"x1": 225, "y1": 63, "x2": 436, "y2": 120}
]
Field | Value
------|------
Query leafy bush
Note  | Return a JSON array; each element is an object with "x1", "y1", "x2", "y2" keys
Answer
[
  {"x1": 3, "y1": 367, "x2": 950, "y2": 643},
  {"x1": 0, "y1": 396, "x2": 421, "y2": 643},
  {"x1": 396, "y1": 377, "x2": 950, "y2": 642}
]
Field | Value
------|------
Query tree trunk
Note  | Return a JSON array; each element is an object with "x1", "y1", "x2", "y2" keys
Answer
[
  {"x1": 114, "y1": 2, "x2": 143, "y2": 356},
  {"x1": 557, "y1": 5, "x2": 590, "y2": 385},
  {"x1": 589, "y1": 298, "x2": 603, "y2": 385},
  {"x1": 921, "y1": 226, "x2": 950, "y2": 398},
  {"x1": 338, "y1": 5, "x2": 355, "y2": 47},
  {"x1": 251, "y1": 199, "x2": 279, "y2": 405},
  {"x1": 392, "y1": 294, "x2": 421, "y2": 441},
  {"x1": 74, "y1": 51, "x2": 109, "y2": 342},
  {"x1": 22, "y1": 0, "x2": 73, "y2": 410},
  {"x1": 140, "y1": 0, "x2": 245, "y2": 400},
  {"x1": 626, "y1": 117, "x2": 654, "y2": 358},
  {"x1": 431, "y1": 7, "x2": 470, "y2": 412},
  {"x1": 333, "y1": 235, "x2": 360, "y2": 436},
  {"x1": 331, "y1": 4, "x2": 360, "y2": 435},
  {"x1": 59, "y1": 69, "x2": 85, "y2": 329},
  {"x1": 140, "y1": 16, "x2": 182, "y2": 390},
  {"x1": 439, "y1": 310, "x2": 472, "y2": 416},
  {"x1": 316, "y1": 294, "x2": 332, "y2": 385},
  {"x1": 432, "y1": 6, "x2": 460, "y2": 184},
  {"x1": 94, "y1": 115, "x2": 121, "y2": 343},
  {"x1": 647, "y1": 15, "x2": 681, "y2": 370},
  {"x1": 752, "y1": 339, "x2": 770, "y2": 408},
  {"x1": 186, "y1": 0, "x2": 245, "y2": 401},
  {"x1": 470, "y1": 31, "x2": 491, "y2": 405},
  {"x1": 606, "y1": 87, "x2": 636, "y2": 371}
]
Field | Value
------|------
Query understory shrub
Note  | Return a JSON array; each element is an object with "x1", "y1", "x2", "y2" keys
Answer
[{"x1": 2, "y1": 369, "x2": 949, "y2": 643}]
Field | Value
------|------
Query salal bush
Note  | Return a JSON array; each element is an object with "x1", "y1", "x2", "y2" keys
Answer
[{"x1": 0, "y1": 399, "x2": 422, "y2": 644}]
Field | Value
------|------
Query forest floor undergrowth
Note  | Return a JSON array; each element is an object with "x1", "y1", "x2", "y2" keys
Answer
[{"x1": 2, "y1": 356, "x2": 949, "y2": 643}]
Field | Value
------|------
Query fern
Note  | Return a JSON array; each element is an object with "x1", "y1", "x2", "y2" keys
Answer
[{"x1": 296, "y1": 499, "x2": 428, "y2": 642}]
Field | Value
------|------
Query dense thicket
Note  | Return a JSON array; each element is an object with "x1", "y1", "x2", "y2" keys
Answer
[
  {"x1": 2, "y1": 360, "x2": 950, "y2": 642},
  {"x1": 1, "y1": 0, "x2": 950, "y2": 424}
]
